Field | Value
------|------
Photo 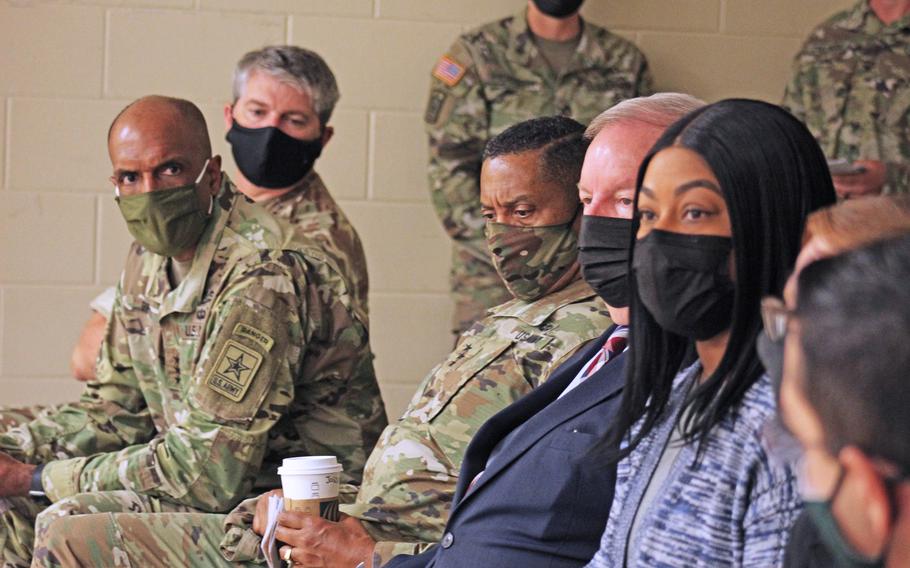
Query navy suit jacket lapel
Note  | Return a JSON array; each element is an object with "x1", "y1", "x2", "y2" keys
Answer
[
  {"x1": 453, "y1": 327, "x2": 614, "y2": 503},
  {"x1": 453, "y1": 328, "x2": 624, "y2": 507}
]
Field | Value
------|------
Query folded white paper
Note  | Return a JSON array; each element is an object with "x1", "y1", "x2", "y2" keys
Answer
[{"x1": 260, "y1": 494, "x2": 285, "y2": 568}]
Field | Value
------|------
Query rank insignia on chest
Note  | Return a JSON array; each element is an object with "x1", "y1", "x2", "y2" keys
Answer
[
  {"x1": 433, "y1": 55, "x2": 467, "y2": 87},
  {"x1": 205, "y1": 339, "x2": 263, "y2": 401}
]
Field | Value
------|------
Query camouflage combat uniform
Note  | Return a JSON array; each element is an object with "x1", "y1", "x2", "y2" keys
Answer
[
  {"x1": 345, "y1": 278, "x2": 610, "y2": 565},
  {"x1": 263, "y1": 169, "x2": 370, "y2": 322},
  {"x1": 31, "y1": 278, "x2": 610, "y2": 567},
  {"x1": 1, "y1": 181, "x2": 384, "y2": 567},
  {"x1": 782, "y1": 0, "x2": 910, "y2": 193},
  {"x1": 426, "y1": 9, "x2": 652, "y2": 334}
]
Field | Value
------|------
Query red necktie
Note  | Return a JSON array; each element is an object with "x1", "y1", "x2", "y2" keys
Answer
[{"x1": 579, "y1": 327, "x2": 628, "y2": 380}]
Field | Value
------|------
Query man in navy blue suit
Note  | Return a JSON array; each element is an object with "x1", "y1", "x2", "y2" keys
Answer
[{"x1": 384, "y1": 93, "x2": 705, "y2": 568}]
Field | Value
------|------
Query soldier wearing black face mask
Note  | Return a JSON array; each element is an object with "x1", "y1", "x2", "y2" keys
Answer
[
  {"x1": 223, "y1": 45, "x2": 371, "y2": 322},
  {"x1": 425, "y1": 0, "x2": 653, "y2": 337}
]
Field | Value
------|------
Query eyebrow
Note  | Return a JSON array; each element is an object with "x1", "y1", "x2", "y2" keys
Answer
[
  {"x1": 501, "y1": 194, "x2": 534, "y2": 207},
  {"x1": 112, "y1": 155, "x2": 188, "y2": 177},
  {"x1": 242, "y1": 98, "x2": 267, "y2": 107},
  {"x1": 675, "y1": 179, "x2": 722, "y2": 195}
]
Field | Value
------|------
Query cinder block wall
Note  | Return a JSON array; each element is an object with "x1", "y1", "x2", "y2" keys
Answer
[{"x1": 0, "y1": 0, "x2": 854, "y2": 420}]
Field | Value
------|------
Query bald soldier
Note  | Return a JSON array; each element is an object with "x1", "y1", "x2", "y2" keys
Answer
[
  {"x1": 64, "y1": 44, "x2": 372, "y2": 384},
  {"x1": 0, "y1": 96, "x2": 380, "y2": 568},
  {"x1": 427, "y1": 0, "x2": 652, "y2": 335},
  {"x1": 32, "y1": 116, "x2": 612, "y2": 568}
]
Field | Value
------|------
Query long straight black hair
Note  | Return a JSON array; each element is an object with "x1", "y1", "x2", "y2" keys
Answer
[{"x1": 604, "y1": 99, "x2": 837, "y2": 459}]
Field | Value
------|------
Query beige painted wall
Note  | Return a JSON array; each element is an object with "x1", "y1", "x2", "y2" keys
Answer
[{"x1": 0, "y1": 0, "x2": 855, "y2": 420}]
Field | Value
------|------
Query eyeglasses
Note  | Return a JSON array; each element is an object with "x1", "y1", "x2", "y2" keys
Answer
[{"x1": 760, "y1": 296, "x2": 790, "y2": 342}]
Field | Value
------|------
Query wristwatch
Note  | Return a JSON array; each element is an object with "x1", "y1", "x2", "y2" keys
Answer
[{"x1": 28, "y1": 464, "x2": 46, "y2": 498}]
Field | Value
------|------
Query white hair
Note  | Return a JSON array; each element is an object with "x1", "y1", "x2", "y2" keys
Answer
[{"x1": 584, "y1": 92, "x2": 706, "y2": 140}]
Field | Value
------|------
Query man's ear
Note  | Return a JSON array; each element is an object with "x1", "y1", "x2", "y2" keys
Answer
[
  {"x1": 223, "y1": 103, "x2": 234, "y2": 131},
  {"x1": 209, "y1": 155, "x2": 223, "y2": 193},
  {"x1": 321, "y1": 125, "x2": 334, "y2": 148},
  {"x1": 841, "y1": 446, "x2": 893, "y2": 557}
]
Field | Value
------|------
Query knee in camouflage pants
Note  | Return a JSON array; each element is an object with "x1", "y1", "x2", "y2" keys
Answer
[{"x1": 23, "y1": 490, "x2": 235, "y2": 568}]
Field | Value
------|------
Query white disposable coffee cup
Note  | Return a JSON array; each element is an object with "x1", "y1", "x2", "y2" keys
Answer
[{"x1": 278, "y1": 456, "x2": 343, "y2": 520}]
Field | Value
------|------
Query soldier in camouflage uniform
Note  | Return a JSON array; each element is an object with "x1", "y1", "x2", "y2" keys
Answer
[
  {"x1": 0, "y1": 96, "x2": 383, "y2": 568},
  {"x1": 426, "y1": 0, "x2": 652, "y2": 335},
  {"x1": 225, "y1": 45, "x2": 370, "y2": 323},
  {"x1": 33, "y1": 117, "x2": 611, "y2": 568},
  {"x1": 782, "y1": 0, "x2": 910, "y2": 197}
]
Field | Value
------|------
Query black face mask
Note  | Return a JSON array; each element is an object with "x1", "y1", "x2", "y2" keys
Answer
[
  {"x1": 226, "y1": 122, "x2": 323, "y2": 189},
  {"x1": 532, "y1": 0, "x2": 584, "y2": 18},
  {"x1": 633, "y1": 229, "x2": 735, "y2": 341},
  {"x1": 578, "y1": 215, "x2": 632, "y2": 307}
]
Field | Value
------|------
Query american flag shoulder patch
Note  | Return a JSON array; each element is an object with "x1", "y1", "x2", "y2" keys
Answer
[{"x1": 432, "y1": 55, "x2": 467, "y2": 87}]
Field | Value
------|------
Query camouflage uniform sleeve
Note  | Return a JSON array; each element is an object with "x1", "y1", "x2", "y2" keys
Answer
[
  {"x1": 0, "y1": 285, "x2": 152, "y2": 464},
  {"x1": 220, "y1": 496, "x2": 264, "y2": 563},
  {"x1": 41, "y1": 256, "x2": 305, "y2": 512},
  {"x1": 372, "y1": 541, "x2": 436, "y2": 567},
  {"x1": 781, "y1": 54, "x2": 809, "y2": 123},
  {"x1": 424, "y1": 36, "x2": 490, "y2": 261},
  {"x1": 885, "y1": 161, "x2": 910, "y2": 194}
]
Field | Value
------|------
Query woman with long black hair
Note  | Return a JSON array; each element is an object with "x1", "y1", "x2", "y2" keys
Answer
[{"x1": 586, "y1": 99, "x2": 836, "y2": 567}]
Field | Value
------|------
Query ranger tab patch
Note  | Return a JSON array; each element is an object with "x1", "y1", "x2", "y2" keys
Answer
[
  {"x1": 233, "y1": 323, "x2": 274, "y2": 352},
  {"x1": 206, "y1": 339, "x2": 263, "y2": 402},
  {"x1": 433, "y1": 55, "x2": 467, "y2": 87}
]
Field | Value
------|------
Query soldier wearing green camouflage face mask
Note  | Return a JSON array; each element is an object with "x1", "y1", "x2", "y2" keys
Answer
[
  {"x1": 0, "y1": 96, "x2": 385, "y2": 568},
  {"x1": 782, "y1": 0, "x2": 910, "y2": 198},
  {"x1": 30, "y1": 116, "x2": 611, "y2": 568},
  {"x1": 425, "y1": 1, "x2": 652, "y2": 336}
]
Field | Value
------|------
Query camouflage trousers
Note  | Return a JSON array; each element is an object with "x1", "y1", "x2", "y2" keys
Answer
[
  {"x1": 30, "y1": 493, "x2": 266, "y2": 568},
  {"x1": 0, "y1": 408, "x2": 259, "y2": 567},
  {"x1": 2, "y1": 490, "x2": 252, "y2": 568},
  {"x1": 450, "y1": 243, "x2": 511, "y2": 337}
]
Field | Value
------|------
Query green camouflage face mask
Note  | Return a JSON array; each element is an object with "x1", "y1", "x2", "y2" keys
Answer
[
  {"x1": 115, "y1": 160, "x2": 213, "y2": 257},
  {"x1": 485, "y1": 213, "x2": 579, "y2": 302}
]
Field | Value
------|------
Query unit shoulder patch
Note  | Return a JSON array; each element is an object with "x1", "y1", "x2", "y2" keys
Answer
[
  {"x1": 206, "y1": 339, "x2": 263, "y2": 402},
  {"x1": 432, "y1": 55, "x2": 467, "y2": 87}
]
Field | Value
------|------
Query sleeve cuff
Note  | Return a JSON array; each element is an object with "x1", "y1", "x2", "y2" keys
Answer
[
  {"x1": 42, "y1": 457, "x2": 87, "y2": 502},
  {"x1": 89, "y1": 287, "x2": 118, "y2": 318},
  {"x1": 222, "y1": 526, "x2": 263, "y2": 563},
  {"x1": 372, "y1": 541, "x2": 424, "y2": 567}
]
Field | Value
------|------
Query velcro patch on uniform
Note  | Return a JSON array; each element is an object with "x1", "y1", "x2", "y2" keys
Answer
[
  {"x1": 233, "y1": 323, "x2": 274, "y2": 352},
  {"x1": 205, "y1": 339, "x2": 263, "y2": 402},
  {"x1": 432, "y1": 55, "x2": 467, "y2": 87},
  {"x1": 425, "y1": 89, "x2": 446, "y2": 124}
]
